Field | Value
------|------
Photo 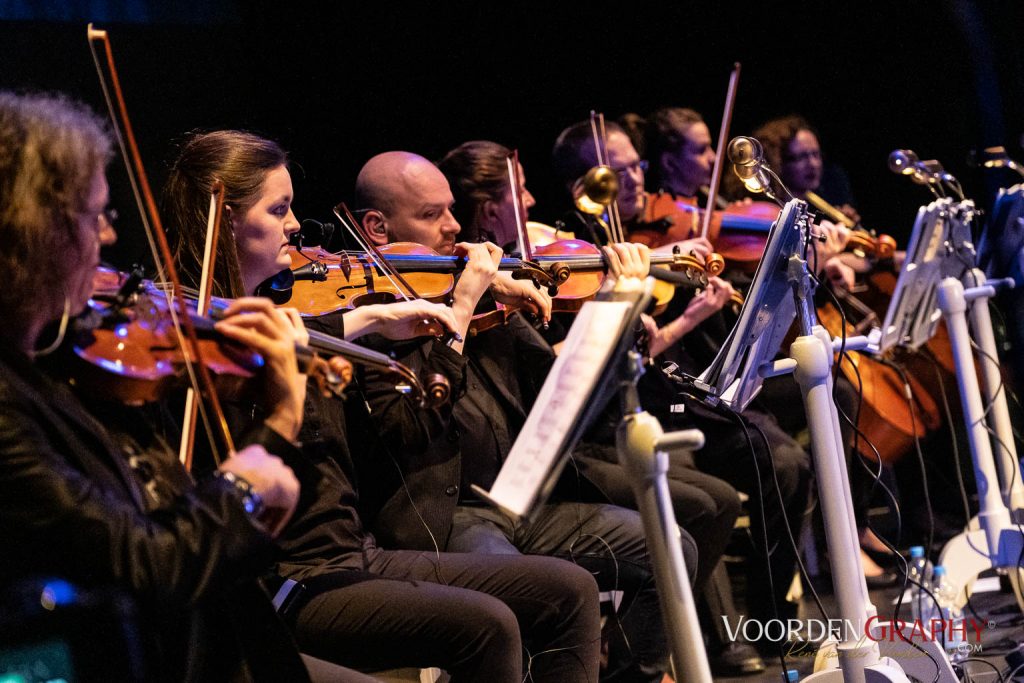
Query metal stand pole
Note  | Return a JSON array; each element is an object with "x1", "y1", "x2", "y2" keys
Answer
[
  {"x1": 615, "y1": 351, "x2": 713, "y2": 683},
  {"x1": 963, "y1": 268, "x2": 1024, "y2": 513},
  {"x1": 765, "y1": 329, "x2": 907, "y2": 683},
  {"x1": 936, "y1": 276, "x2": 1024, "y2": 611}
]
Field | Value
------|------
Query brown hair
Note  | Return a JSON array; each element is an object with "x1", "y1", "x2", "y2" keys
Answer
[
  {"x1": 645, "y1": 107, "x2": 704, "y2": 189},
  {"x1": 0, "y1": 91, "x2": 111, "y2": 341},
  {"x1": 551, "y1": 119, "x2": 626, "y2": 192},
  {"x1": 437, "y1": 140, "x2": 513, "y2": 243},
  {"x1": 752, "y1": 115, "x2": 817, "y2": 176},
  {"x1": 163, "y1": 130, "x2": 288, "y2": 298}
]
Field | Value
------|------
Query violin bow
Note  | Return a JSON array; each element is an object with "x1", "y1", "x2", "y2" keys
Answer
[
  {"x1": 178, "y1": 181, "x2": 226, "y2": 469},
  {"x1": 332, "y1": 202, "x2": 423, "y2": 302},
  {"x1": 87, "y1": 25, "x2": 236, "y2": 465},
  {"x1": 700, "y1": 62, "x2": 741, "y2": 240},
  {"x1": 590, "y1": 111, "x2": 625, "y2": 243},
  {"x1": 507, "y1": 150, "x2": 532, "y2": 259}
]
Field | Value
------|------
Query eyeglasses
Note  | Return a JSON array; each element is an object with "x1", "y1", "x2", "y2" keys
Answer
[
  {"x1": 611, "y1": 160, "x2": 648, "y2": 179},
  {"x1": 78, "y1": 206, "x2": 118, "y2": 235}
]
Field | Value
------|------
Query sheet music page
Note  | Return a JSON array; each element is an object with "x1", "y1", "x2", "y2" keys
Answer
[{"x1": 485, "y1": 300, "x2": 633, "y2": 517}]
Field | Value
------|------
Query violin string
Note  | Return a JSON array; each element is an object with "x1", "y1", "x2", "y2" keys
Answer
[{"x1": 332, "y1": 204, "x2": 416, "y2": 302}]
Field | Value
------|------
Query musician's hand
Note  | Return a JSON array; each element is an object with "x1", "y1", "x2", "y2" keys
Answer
[
  {"x1": 214, "y1": 297, "x2": 306, "y2": 441},
  {"x1": 838, "y1": 203, "x2": 862, "y2": 226},
  {"x1": 602, "y1": 242, "x2": 651, "y2": 280},
  {"x1": 813, "y1": 219, "x2": 851, "y2": 266},
  {"x1": 652, "y1": 236, "x2": 714, "y2": 260},
  {"x1": 687, "y1": 276, "x2": 734, "y2": 320},
  {"x1": 309, "y1": 355, "x2": 354, "y2": 398},
  {"x1": 343, "y1": 300, "x2": 461, "y2": 341},
  {"x1": 824, "y1": 257, "x2": 856, "y2": 291},
  {"x1": 893, "y1": 249, "x2": 907, "y2": 270},
  {"x1": 219, "y1": 445, "x2": 300, "y2": 538},
  {"x1": 490, "y1": 272, "x2": 552, "y2": 325},
  {"x1": 646, "y1": 276, "x2": 736, "y2": 357},
  {"x1": 452, "y1": 241, "x2": 501, "y2": 306},
  {"x1": 445, "y1": 241, "x2": 504, "y2": 351}
]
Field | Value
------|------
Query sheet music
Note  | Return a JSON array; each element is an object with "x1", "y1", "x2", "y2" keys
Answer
[{"x1": 484, "y1": 300, "x2": 634, "y2": 517}]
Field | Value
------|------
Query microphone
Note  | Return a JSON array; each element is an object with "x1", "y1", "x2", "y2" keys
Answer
[
  {"x1": 729, "y1": 137, "x2": 774, "y2": 197},
  {"x1": 254, "y1": 261, "x2": 328, "y2": 306},
  {"x1": 290, "y1": 219, "x2": 337, "y2": 248},
  {"x1": 888, "y1": 149, "x2": 962, "y2": 198},
  {"x1": 976, "y1": 146, "x2": 1024, "y2": 179},
  {"x1": 887, "y1": 149, "x2": 920, "y2": 176},
  {"x1": 727, "y1": 136, "x2": 771, "y2": 194}
]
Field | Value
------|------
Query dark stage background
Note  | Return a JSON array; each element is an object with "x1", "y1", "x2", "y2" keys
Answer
[{"x1": 2, "y1": 1, "x2": 1023, "y2": 270}]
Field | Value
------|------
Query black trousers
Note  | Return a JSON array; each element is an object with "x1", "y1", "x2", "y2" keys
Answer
[
  {"x1": 446, "y1": 501, "x2": 697, "y2": 683},
  {"x1": 569, "y1": 448, "x2": 739, "y2": 593},
  {"x1": 688, "y1": 402, "x2": 813, "y2": 621},
  {"x1": 568, "y1": 448, "x2": 744, "y2": 654},
  {"x1": 284, "y1": 550, "x2": 600, "y2": 683}
]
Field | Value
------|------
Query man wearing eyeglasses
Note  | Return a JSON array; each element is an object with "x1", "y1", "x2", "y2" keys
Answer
[{"x1": 551, "y1": 119, "x2": 714, "y2": 264}]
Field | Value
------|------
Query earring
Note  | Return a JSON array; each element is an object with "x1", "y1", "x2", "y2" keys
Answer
[{"x1": 33, "y1": 296, "x2": 72, "y2": 357}]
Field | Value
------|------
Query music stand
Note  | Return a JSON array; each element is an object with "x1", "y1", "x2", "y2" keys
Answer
[
  {"x1": 694, "y1": 199, "x2": 808, "y2": 412},
  {"x1": 868, "y1": 195, "x2": 1023, "y2": 650},
  {"x1": 475, "y1": 277, "x2": 714, "y2": 683},
  {"x1": 473, "y1": 279, "x2": 655, "y2": 520},
  {"x1": 876, "y1": 198, "x2": 955, "y2": 354}
]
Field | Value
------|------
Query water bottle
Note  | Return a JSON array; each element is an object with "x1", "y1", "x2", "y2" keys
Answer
[
  {"x1": 931, "y1": 565, "x2": 965, "y2": 659},
  {"x1": 907, "y1": 545, "x2": 933, "y2": 620}
]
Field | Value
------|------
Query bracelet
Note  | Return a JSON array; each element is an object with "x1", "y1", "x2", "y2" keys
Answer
[{"x1": 217, "y1": 471, "x2": 264, "y2": 518}]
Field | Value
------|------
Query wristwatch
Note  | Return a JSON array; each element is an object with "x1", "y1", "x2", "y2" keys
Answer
[{"x1": 216, "y1": 471, "x2": 265, "y2": 518}]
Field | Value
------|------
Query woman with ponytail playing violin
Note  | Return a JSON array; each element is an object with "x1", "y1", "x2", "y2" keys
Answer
[
  {"x1": 0, "y1": 92, "x2": 316, "y2": 682},
  {"x1": 166, "y1": 130, "x2": 601, "y2": 683}
]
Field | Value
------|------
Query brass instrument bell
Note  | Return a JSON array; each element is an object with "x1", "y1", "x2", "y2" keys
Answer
[{"x1": 573, "y1": 165, "x2": 619, "y2": 215}]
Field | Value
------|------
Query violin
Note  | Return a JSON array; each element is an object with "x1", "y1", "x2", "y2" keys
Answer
[
  {"x1": 73, "y1": 270, "x2": 449, "y2": 409},
  {"x1": 803, "y1": 191, "x2": 897, "y2": 260},
  {"x1": 632, "y1": 192, "x2": 779, "y2": 274},
  {"x1": 284, "y1": 240, "x2": 710, "y2": 315}
]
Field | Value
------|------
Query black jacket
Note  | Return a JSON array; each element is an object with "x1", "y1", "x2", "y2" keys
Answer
[{"x1": 0, "y1": 346, "x2": 308, "y2": 682}]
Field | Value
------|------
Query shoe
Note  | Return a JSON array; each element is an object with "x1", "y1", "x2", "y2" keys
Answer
[
  {"x1": 711, "y1": 642, "x2": 765, "y2": 677},
  {"x1": 864, "y1": 570, "x2": 900, "y2": 589}
]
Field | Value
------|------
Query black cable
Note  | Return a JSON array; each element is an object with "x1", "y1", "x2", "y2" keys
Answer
[
  {"x1": 886, "y1": 360, "x2": 935, "y2": 569},
  {"x1": 718, "y1": 406, "x2": 789, "y2": 675},
  {"x1": 815, "y1": 281, "x2": 942, "y2": 680},
  {"x1": 956, "y1": 656, "x2": 1007, "y2": 683},
  {"x1": 970, "y1": 336, "x2": 1024, "y2": 450},
  {"x1": 741, "y1": 418, "x2": 829, "y2": 622}
]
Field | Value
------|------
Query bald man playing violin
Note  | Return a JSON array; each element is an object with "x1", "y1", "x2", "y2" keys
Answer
[{"x1": 354, "y1": 151, "x2": 691, "y2": 683}]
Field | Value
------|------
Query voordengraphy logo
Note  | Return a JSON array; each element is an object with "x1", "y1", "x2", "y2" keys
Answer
[{"x1": 722, "y1": 616, "x2": 990, "y2": 648}]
